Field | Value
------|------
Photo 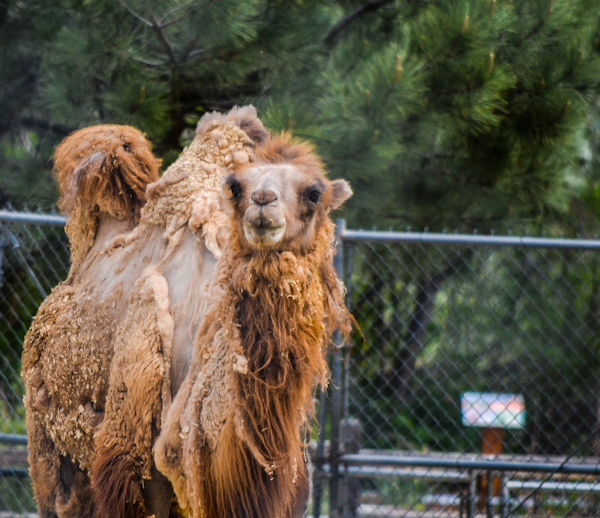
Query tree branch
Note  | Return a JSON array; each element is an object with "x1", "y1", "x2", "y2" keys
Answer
[
  {"x1": 324, "y1": 0, "x2": 395, "y2": 46},
  {"x1": 188, "y1": 48, "x2": 207, "y2": 58},
  {"x1": 159, "y1": 0, "x2": 195, "y2": 25},
  {"x1": 130, "y1": 56, "x2": 166, "y2": 67},
  {"x1": 149, "y1": 13, "x2": 179, "y2": 66},
  {"x1": 119, "y1": 2, "x2": 181, "y2": 67},
  {"x1": 180, "y1": 38, "x2": 206, "y2": 65},
  {"x1": 161, "y1": 14, "x2": 188, "y2": 28},
  {"x1": 118, "y1": 0, "x2": 152, "y2": 27}
]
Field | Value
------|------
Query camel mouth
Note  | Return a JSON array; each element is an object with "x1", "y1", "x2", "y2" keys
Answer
[{"x1": 243, "y1": 221, "x2": 286, "y2": 247}]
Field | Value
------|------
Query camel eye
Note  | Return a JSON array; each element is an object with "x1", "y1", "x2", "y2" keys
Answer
[
  {"x1": 307, "y1": 188, "x2": 322, "y2": 204},
  {"x1": 228, "y1": 179, "x2": 242, "y2": 199}
]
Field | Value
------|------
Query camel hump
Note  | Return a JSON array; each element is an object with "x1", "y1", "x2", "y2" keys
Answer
[
  {"x1": 195, "y1": 105, "x2": 268, "y2": 144},
  {"x1": 54, "y1": 124, "x2": 161, "y2": 221}
]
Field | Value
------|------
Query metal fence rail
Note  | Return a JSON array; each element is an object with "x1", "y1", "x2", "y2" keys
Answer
[{"x1": 1, "y1": 212, "x2": 600, "y2": 517}]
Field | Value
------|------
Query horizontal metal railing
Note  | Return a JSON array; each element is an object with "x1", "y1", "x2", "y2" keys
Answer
[
  {"x1": 335, "y1": 454, "x2": 600, "y2": 518},
  {"x1": 341, "y1": 228, "x2": 600, "y2": 249},
  {"x1": 5, "y1": 211, "x2": 600, "y2": 250},
  {"x1": 0, "y1": 434, "x2": 28, "y2": 446},
  {"x1": 506, "y1": 480, "x2": 600, "y2": 492},
  {"x1": 0, "y1": 434, "x2": 29, "y2": 479},
  {"x1": 340, "y1": 454, "x2": 600, "y2": 476},
  {"x1": 0, "y1": 210, "x2": 66, "y2": 226}
]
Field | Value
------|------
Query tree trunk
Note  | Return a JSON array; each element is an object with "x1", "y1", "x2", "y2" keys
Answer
[{"x1": 391, "y1": 251, "x2": 468, "y2": 406}]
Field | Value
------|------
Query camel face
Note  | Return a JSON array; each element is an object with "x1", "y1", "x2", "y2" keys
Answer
[{"x1": 224, "y1": 163, "x2": 352, "y2": 249}]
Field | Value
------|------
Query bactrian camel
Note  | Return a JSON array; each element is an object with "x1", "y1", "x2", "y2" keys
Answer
[{"x1": 22, "y1": 106, "x2": 353, "y2": 518}]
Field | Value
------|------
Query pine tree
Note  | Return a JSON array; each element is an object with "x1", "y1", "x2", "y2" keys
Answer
[
  {"x1": 0, "y1": 0, "x2": 336, "y2": 208},
  {"x1": 262, "y1": 0, "x2": 600, "y2": 234},
  {"x1": 2, "y1": 0, "x2": 600, "y2": 231}
]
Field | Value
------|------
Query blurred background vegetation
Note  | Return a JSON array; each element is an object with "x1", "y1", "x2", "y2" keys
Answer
[
  {"x1": 2, "y1": 0, "x2": 600, "y2": 235},
  {"x1": 3, "y1": 0, "x2": 600, "y2": 461}
]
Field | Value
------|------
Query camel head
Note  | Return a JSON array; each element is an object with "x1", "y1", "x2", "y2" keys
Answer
[{"x1": 222, "y1": 133, "x2": 352, "y2": 251}]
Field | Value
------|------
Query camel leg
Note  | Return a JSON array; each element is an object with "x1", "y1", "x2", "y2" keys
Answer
[
  {"x1": 27, "y1": 416, "x2": 61, "y2": 518},
  {"x1": 27, "y1": 416, "x2": 94, "y2": 518},
  {"x1": 55, "y1": 453, "x2": 94, "y2": 518},
  {"x1": 142, "y1": 465, "x2": 174, "y2": 518}
]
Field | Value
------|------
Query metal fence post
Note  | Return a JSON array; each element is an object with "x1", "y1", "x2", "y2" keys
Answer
[
  {"x1": 468, "y1": 470, "x2": 476, "y2": 518},
  {"x1": 329, "y1": 219, "x2": 345, "y2": 518},
  {"x1": 486, "y1": 470, "x2": 493, "y2": 518},
  {"x1": 312, "y1": 387, "x2": 328, "y2": 518},
  {"x1": 342, "y1": 240, "x2": 353, "y2": 425},
  {"x1": 341, "y1": 419, "x2": 361, "y2": 518},
  {"x1": 0, "y1": 231, "x2": 7, "y2": 286},
  {"x1": 340, "y1": 224, "x2": 360, "y2": 518},
  {"x1": 500, "y1": 471, "x2": 509, "y2": 518}
]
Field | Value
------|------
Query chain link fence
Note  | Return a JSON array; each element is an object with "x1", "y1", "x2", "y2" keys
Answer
[
  {"x1": 1, "y1": 212, "x2": 600, "y2": 517},
  {"x1": 0, "y1": 211, "x2": 68, "y2": 516},
  {"x1": 312, "y1": 227, "x2": 600, "y2": 518}
]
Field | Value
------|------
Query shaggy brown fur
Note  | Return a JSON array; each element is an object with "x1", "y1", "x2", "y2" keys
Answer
[
  {"x1": 205, "y1": 222, "x2": 349, "y2": 518},
  {"x1": 22, "y1": 107, "x2": 352, "y2": 518},
  {"x1": 23, "y1": 125, "x2": 164, "y2": 518},
  {"x1": 54, "y1": 125, "x2": 160, "y2": 218},
  {"x1": 54, "y1": 125, "x2": 161, "y2": 268},
  {"x1": 91, "y1": 269, "x2": 174, "y2": 518},
  {"x1": 89, "y1": 109, "x2": 263, "y2": 518},
  {"x1": 154, "y1": 133, "x2": 352, "y2": 518}
]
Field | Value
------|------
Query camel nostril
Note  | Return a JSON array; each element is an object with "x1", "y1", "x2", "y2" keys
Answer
[{"x1": 250, "y1": 189, "x2": 278, "y2": 206}]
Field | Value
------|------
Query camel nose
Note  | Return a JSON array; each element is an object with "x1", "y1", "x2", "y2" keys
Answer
[{"x1": 250, "y1": 188, "x2": 278, "y2": 207}]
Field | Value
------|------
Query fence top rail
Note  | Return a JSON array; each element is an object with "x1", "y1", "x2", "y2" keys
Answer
[
  {"x1": 340, "y1": 228, "x2": 600, "y2": 250},
  {"x1": 3, "y1": 211, "x2": 600, "y2": 250},
  {"x1": 341, "y1": 453, "x2": 600, "y2": 475},
  {"x1": 0, "y1": 210, "x2": 66, "y2": 226},
  {"x1": 0, "y1": 433, "x2": 28, "y2": 445}
]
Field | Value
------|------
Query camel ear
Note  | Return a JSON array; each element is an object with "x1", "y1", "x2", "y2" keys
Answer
[{"x1": 329, "y1": 179, "x2": 352, "y2": 210}]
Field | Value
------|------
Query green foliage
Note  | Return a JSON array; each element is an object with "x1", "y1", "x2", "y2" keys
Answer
[
  {"x1": 0, "y1": 475, "x2": 36, "y2": 513},
  {"x1": 0, "y1": 0, "x2": 338, "y2": 207},
  {"x1": 0, "y1": 133, "x2": 59, "y2": 209},
  {"x1": 348, "y1": 242, "x2": 600, "y2": 455},
  {"x1": 2, "y1": 0, "x2": 600, "y2": 229},
  {"x1": 286, "y1": 0, "x2": 600, "y2": 232}
]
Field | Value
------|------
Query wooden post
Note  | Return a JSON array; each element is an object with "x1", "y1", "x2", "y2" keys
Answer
[
  {"x1": 482, "y1": 427, "x2": 504, "y2": 456},
  {"x1": 481, "y1": 427, "x2": 503, "y2": 513}
]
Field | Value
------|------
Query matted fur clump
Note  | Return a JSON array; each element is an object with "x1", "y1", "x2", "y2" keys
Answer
[
  {"x1": 139, "y1": 106, "x2": 266, "y2": 258},
  {"x1": 54, "y1": 125, "x2": 161, "y2": 218},
  {"x1": 155, "y1": 214, "x2": 351, "y2": 518},
  {"x1": 22, "y1": 106, "x2": 352, "y2": 518},
  {"x1": 53, "y1": 125, "x2": 161, "y2": 267},
  {"x1": 154, "y1": 132, "x2": 353, "y2": 518}
]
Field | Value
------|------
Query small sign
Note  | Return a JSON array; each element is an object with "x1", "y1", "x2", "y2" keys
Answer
[{"x1": 461, "y1": 392, "x2": 525, "y2": 429}]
